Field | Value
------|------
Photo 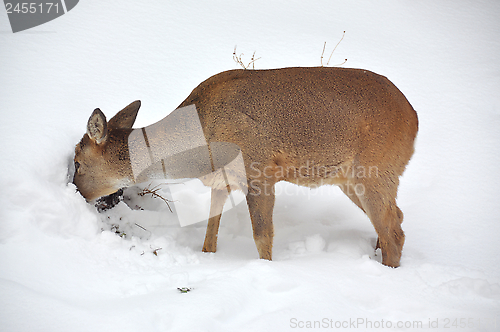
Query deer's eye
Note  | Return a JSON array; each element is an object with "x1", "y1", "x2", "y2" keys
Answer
[{"x1": 74, "y1": 161, "x2": 81, "y2": 173}]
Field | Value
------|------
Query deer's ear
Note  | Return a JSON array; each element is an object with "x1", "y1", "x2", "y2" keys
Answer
[
  {"x1": 87, "y1": 108, "x2": 108, "y2": 144},
  {"x1": 108, "y1": 100, "x2": 141, "y2": 129}
]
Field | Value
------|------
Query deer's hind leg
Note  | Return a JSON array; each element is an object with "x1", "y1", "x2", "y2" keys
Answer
[
  {"x1": 340, "y1": 183, "x2": 365, "y2": 213},
  {"x1": 340, "y1": 183, "x2": 381, "y2": 249},
  {"x1": 246, "y1": 184, "x2": 275, "y2": 261},
  {"x1": 354, "y1": 175, "x2": 405, "y2": 268}
]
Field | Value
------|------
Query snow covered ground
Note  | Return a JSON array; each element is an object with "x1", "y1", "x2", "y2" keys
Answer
[{"x1": 1, "y1": 1, "x2": 499, "y2": 331}]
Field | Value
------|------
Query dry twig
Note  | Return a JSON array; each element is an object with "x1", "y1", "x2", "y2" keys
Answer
[
  {"x1": 233, "y1": 46, "x2": 261, "y2": 70},
  {"x1": 321, "y1": 31, "x2": 347, "y2": 67},
  {"x1": 138, "y1": 183, "x2": 173, "y2": 212}
]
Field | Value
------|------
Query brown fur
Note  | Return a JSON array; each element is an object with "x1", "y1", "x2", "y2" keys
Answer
[{"x1": 73, "y1": 67, "x2": 418, "y2": 267}]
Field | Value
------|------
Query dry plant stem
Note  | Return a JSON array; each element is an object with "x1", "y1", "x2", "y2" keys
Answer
[
  {"x1": 233, "y1": 46, "x2": 261, "y2": 70},
  {"x1": 327, "y1": 31, "x2": 345, "y2": 66},
  {"x1": 321, "y1": 31, "x2": 347, "y2": 67},
  {"x1": 134, "y1": 222, "x2": 152, "y2": 238},
  {"x1": 250, "y1": 51, "x2": 259, "y2": 69},
  {"x1": 320, "y1": 42, "x2": 327, "y2": 66},
  {"x1": 152, "y1": 247, "x2": 162, "y2": 256},
  {"x1": 138, "y1": 183, "x2": 173, "y2": 212},
  {"x1": 332, "y1": 58, "x2": 348, "y2": 66}
]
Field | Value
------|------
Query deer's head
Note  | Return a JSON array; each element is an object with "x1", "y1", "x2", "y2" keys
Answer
[{"x1": 73, "y1": 101, "x2": 141, "y2": 201}]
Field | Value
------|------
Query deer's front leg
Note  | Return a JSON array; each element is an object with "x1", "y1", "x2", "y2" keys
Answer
[{"x1": 202, "y1": 188, "x2": 230, "y2": 253}]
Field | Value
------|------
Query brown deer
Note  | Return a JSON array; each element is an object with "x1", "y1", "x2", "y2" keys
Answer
[{"x1": 73, "y1": 67, "x2": 418, "y2": 267}]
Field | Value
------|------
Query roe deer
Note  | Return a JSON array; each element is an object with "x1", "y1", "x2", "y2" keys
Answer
[{"x1": 73, "y1": 67, "x2": 418, "y2": 267}]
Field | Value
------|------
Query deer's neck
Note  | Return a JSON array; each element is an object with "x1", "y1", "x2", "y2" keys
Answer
[{"x1": 127, "y1": 105, "x2": 213, "y2": 183}]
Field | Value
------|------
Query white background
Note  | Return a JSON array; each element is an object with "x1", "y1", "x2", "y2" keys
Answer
[{"x1": 1, "y1": 1, "x2": 499, "y2": 331}]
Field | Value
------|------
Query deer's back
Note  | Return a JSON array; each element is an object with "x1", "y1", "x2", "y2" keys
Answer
[{"x1": 179, "y1": 67, "x2": 418, "y2": 178}]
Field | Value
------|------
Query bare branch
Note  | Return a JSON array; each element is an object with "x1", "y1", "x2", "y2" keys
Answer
[{"x1": 138, "y1": 183, "x2": 173, "y2": 212}]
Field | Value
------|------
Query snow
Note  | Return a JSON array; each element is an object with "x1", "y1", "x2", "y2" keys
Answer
[{"x1": 1, "y1": 1, "x2": 499, "y2": 331}]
